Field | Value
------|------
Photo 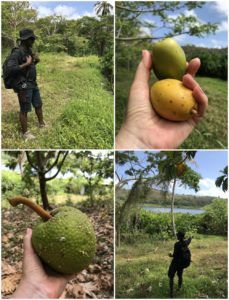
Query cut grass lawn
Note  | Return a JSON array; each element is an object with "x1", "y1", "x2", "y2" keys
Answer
[
  {"x1": 2, "y1": 53, "x2": 114, "y2": 149},
  {"x1": 116, "y1": 67, "x2": 227, "y2": 149},
  {"x1": 116, "y1": 235, "x2": 227, "y2": 298}
]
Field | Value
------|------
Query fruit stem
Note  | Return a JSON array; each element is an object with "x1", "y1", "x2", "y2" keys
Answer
[
  {"x1": 9, "y1": 196, "x2": 52, "y2": 221},
  {"x1": 191, "y1": 109, "x2": 198, "y2": 116}
]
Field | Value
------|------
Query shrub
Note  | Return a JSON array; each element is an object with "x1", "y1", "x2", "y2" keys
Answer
[
  {"x1": 199, "y1": 199, "x2": 227, "y2": 235},
  {"x1": 183, "y1": 45, "x2": 228, "y2": 80}
]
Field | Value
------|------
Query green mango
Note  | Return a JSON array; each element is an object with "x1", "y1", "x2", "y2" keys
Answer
[{"x1": 152, "y1": 38, "x2": 187, "y2": 80}]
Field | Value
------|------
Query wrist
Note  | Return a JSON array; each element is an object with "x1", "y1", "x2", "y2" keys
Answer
[
  {"x1": 12, "y1": 278, "x2": 49, "y2": 299},
  {"x1": 116, "y1": 124, "x2": 148, "y2": 149}
]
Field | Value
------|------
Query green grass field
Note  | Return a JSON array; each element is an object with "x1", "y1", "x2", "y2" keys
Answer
[
  {"x1": 116, "y1": 67, "x2": 227, "y2": 149},
  {"x1": 2, "y1": 53, "x2": 114, "y2": 149},
  {"x1": 116, "y1": 235, "x2": 227, "y2": 298}
]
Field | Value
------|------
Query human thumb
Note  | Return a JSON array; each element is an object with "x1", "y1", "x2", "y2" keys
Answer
[
  {"x1": 132, "y1": 50, "x2": 152, "y2": 87},
  {"x1": 23, "y1": 228, "x2": 34, "y2": 255}
]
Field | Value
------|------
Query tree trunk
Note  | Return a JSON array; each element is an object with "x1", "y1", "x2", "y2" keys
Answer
[
  {"x1": 35, "y1": 152, "x2": 51, "y2": 210},
  {"x1": 38, "y1": 173, "x2": 50, "y2": 210},
  {"x1": 171, "y1": 177, "x2": 177, "y2": 237},
  {"x1": 117, "y1": 226, "x2": 121, "y2": 248},
  {"x1": 88, "y1": 178, "x2": 93, "y2": 203}
]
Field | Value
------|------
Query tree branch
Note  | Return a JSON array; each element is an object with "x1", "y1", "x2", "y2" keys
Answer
[
  {"x1": 44, "y1": 151, "x2": 62, "y2": 174},
  {"x1": 116, "y1": 4, "x2": 169, "y2": 14},
  {"x1": 2, "y1": 31, "x2": 15, "y2": 42},
  {"x1": 116, "y1": 32, "x2": 189, "y2": 41},
  {"x1": 45, "y1": 151, "x2": 68, "y2": 181},
  {"x1": 26, "y1": 152, "x2": 39, "y2": 171}
]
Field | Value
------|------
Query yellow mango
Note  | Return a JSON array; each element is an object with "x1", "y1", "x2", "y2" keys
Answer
[{"x1": 151, "y1": 79, "x2": 197, "y2": 121}]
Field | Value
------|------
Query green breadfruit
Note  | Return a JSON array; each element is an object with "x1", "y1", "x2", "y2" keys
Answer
[{"x1": 9, "y1": 197, "x2": 96, "y2": 275}]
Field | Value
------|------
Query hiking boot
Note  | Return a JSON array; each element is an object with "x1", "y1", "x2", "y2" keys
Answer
[{"x1": 23, "y1": 131, "x2": 35, "y2": 140}]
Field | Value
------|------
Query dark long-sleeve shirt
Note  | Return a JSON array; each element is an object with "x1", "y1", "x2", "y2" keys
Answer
[{"x1": 7, "y1": 45, "x2": 38, "y2": 90}]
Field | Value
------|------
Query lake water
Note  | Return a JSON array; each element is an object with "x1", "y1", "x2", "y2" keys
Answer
[{"x1": 144, "y1": 206, "x2": 205, "y2": 215}]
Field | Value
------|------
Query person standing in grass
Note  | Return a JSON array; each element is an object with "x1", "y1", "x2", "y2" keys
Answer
[
  {"x1": 4, "y1": 28, "x2": 45, "y2": 140},
  {"x1": 168, "y1": 231, "x2": 192, "y2": 298}
]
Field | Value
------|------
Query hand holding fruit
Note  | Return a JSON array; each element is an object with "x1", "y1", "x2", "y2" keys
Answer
[
  {"x1": 12, "y1": 228, "x2": 72, "y2": 299},
  {"x1": 116, "y1": 49, "x2": 208, "y2": 149}
]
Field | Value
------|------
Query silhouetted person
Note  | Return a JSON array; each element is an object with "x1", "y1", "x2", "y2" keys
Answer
[{"x1": 168, "y1": 231, "x2": 192, "y2": 298}]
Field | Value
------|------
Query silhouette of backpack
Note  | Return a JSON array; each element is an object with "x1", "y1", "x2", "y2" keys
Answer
[
  {"x1": 181, "y1": 243, "x2": 191, "y2": 268},
  {"x1": 2, "y1": 47, "x2": 25, "y2": 89}
]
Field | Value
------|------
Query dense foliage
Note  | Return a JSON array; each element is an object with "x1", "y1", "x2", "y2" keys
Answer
[
  {"x1": 183, "y1": 46, "x2": 227, "y2": 80},
  {"x1": 119, "y1": 199, "x2": 227, "y2": 241},
  {"x1": 2, "y1": 151, "x2": 113, "y2": 206},
  {"x1": 2, "y1": 2, "x2": 113, "y2": 88},
  {"x1": 116, "y1": 187, "x2": 223, "y2": 208}
]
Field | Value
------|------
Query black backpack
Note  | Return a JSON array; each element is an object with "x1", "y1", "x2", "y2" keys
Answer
[
  {"x1": 180, "y1": 243, "x2": 191, "y2": 268},
  {"x1": 2, "y1": 47, "x2": 23, "y2": 89}
]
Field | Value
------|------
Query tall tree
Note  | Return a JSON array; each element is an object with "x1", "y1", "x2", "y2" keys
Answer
[
  {"x1": 215, "y1": 166, "x2": 228, "y2": 192},
  {"x1": 150, "y1": 151, "x2": 201, "y2": 236},
  {"x1": 94, "y1": 1, "x2": 113, "y2": 16},
  {"x1": 2, "y1": 2, "x2": 37, "y2": 47},
  {"x1": 72, "y1": 151, "x2": 113, "y2": 203},
  {"x1": 25, "y1": 151, "x2": 68, "y2": 209},
  {"x1": 4, "y1": 151, "x2": 68, "y2": 210},
  {"x1": 116, "y1": 151, "x2": 201, "y2": 243}
]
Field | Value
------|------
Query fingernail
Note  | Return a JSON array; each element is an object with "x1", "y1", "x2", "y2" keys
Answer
[
  {"x1": 26, "y1": 228, "x2": 32, "y2": 235},
  {"x1": 142, "y1": 49, "x2": 147, "y2": 59},
  {"x1": 199, "y1": 86, "x2": 204, "y2": 94}
]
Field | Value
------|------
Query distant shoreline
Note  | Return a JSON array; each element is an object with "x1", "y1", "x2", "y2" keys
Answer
[{"x1": 142, "y1": 203, "x2": 205, "y2": 210}]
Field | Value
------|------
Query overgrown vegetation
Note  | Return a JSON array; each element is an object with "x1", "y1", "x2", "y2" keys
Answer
[
  {"x1": 2, "y1": 54, "x2": 113, "y2": 149},
  {"x1": 116, "y1": 235, "x2": 227, "y2": 299},
  {"x1": 116, "y1": 187, "x2": 226, "y2": 208},
  {"x1": 2, "y1": 151, "x2": 114, "y2": 208},
  {"x1": 119, "y1": 199, "x2": 227, "y2": 242},
  {"x1": 183, "y1": 46, "x2": 227, "y2": 80},
  {"x1": 2, "y1": 2, "x2": 114, "y2": 149}
]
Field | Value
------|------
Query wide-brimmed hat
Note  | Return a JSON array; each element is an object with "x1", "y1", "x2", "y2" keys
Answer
[{"x1": 19, "y1": 28, "x2": 36, "y2": 41}]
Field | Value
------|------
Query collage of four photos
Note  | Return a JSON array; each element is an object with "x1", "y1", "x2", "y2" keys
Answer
[{"x1": 1, "y1": 0, "x2": 228, "y2": 299}]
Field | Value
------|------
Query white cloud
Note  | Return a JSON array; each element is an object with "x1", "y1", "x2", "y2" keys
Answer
[
  {"x1": 35, "y1": 4, "x2": 96, "y2": 20},
  {"x1": 218, "y1": 20, "x2": 228, "y2": 32},
  {"x1": 196, "y1": 178, "x2": 228, "y2": 198},
  {"x1": 173, "y1": 35, "x2": 186, "y2": 43},
  {"x1": 36, "y1": 6, "x2": 53, "y2": 18},
  {"x1": 211, "y1": 39, "x2": 224, "y2": 48},
  {"x1": 139, "y1": 26, "x2": 151, "y2": 37},
  {"x1": 194, "y1": 42, "x2": 206, "y2": 47},
  {"x1": 184, "y1": 9, "x2": 197, "y2": 18},
  {"x1": 213, "y1": 1, "x2": 229, "y2": 16},
  {"x1": 168, "y1": 13, "x2": 179, "y2": 20},
  {"x1": 53, "y1": 5, "x2": 76, "y2": 17}
]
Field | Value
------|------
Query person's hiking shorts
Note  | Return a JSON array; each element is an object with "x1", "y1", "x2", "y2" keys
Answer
[
  {"x1": 168, "y1": 259, "x2": 184, "y2": 278},
  {"x1": 17, "y1": 87, "x2": 42, "y2": 113}
]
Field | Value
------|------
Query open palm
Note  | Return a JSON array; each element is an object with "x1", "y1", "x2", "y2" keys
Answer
[{"x1": 116, "y1": 50, "x2": 208, "y2": 149}]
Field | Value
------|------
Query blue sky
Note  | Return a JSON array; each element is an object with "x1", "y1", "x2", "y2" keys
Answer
[
  {"x1": 30, "y1": 1, "x2": 113, "y2": 19},
  {"x1": 139, "y1": 1, "x2": 228, "y2": 48},
  {"x1": 116, "y1": 151, "x2": 228, "y2": 198}
]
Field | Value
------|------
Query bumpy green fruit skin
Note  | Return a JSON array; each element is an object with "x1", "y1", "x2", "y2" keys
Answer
[
  {"x1": 152, "y1": 38, "x2": 186, "y2": 80},
  {"x1": 32, "y1": 206, "x2": 96, "y2": 274}
]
